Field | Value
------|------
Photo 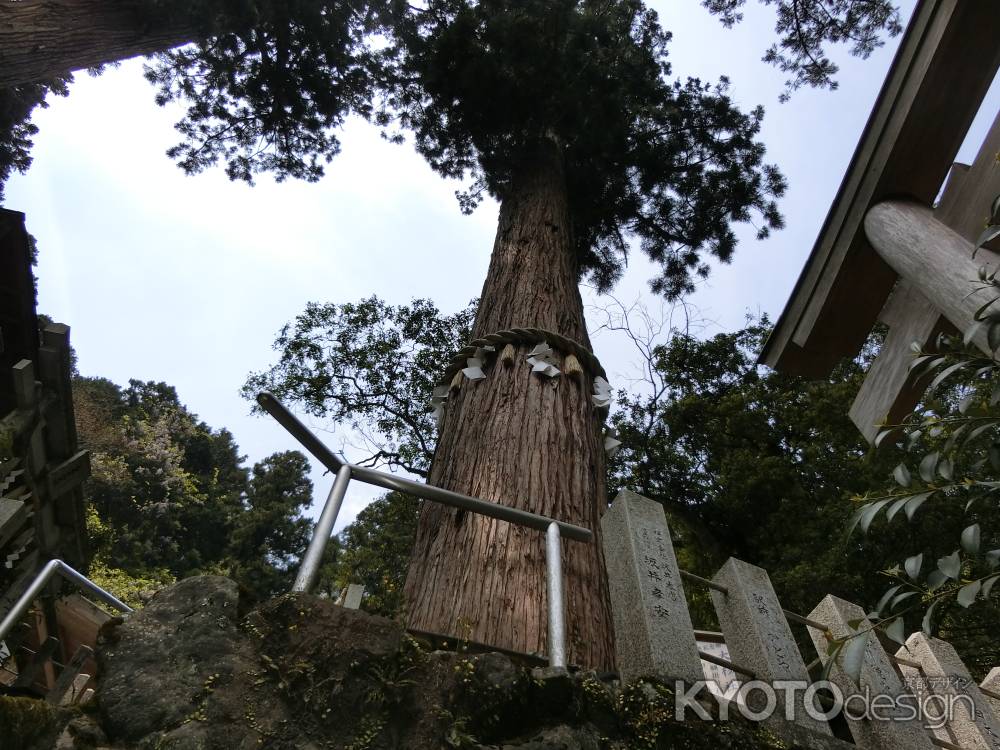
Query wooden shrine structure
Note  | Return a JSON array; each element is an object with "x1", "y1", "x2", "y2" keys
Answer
[
  {"x1": 760, "y1": 0, "x2": 1000, "y2": 441},
  {"x1": 0, "y1": 208, "x2": 97, "y2": 702}
]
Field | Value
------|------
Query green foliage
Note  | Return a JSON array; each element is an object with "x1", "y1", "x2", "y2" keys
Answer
[
  {"x1": 847, "y1": 334, "x2": 1000, "y2": 672},
  {"x1": 390, "y1": 1, "x2": 787, "y2": 298},
  {"x1": 132, "y1": 0, "x2": 901, "y2": 297},
  {"x1": 245, "y1": 292, "x2": 930, "y2": 639},
  {"x1": 0, "y1": 78, "x2": 69, "y2": 205},
  {"x1": 86, "y1": 556, "x2": 176, "y2": 611},
  {"x1": 244, "y1": 296, "x2": 475, "y2": 476},
  {"x1": 142, "y1": 0, "x2": 379, "y2": 183},
  {"x1": 606, "y1": 318, "x2": 902, "y2": 622},
  {"x1": 1, "y1": 2, "x2": 901, "y2": 290},
  {"x1": 75, "y1": 377, "x2": 247, "y2": 576},
  {"x1": 145, "y1": 0, "x2": 792, "y2": 300},
  {"x1": 229, "y1": 451, "x2": 316, "y2": 598},
  {"x1": 703, "y1": 0, "x2": 902, "y2": 100},
  {"x1": 0, "y1": 696, "x2": 72, "y2": 750},
  {"x1": 74, "y1": 375, "x2": 317, "y2": 602},
  {"x1": 330, "y1": 491, "x2": 419, "y2": 617}
]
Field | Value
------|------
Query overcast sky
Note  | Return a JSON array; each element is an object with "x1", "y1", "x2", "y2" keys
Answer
[{"x1": 7, "y1": 0, "x2": 998, "y2": 532}]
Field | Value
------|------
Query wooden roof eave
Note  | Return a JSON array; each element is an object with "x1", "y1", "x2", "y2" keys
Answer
[{"x1": 759, "y1": 0, "x2": 1000, "y2": 377}]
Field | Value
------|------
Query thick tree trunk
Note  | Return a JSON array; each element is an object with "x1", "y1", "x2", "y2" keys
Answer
[
  {"x1": 0, "y1": 0, "x2": 196, "y2": 88},
  {"x1": 403, "y1": 141, "x2": 615, "y2": 669}
]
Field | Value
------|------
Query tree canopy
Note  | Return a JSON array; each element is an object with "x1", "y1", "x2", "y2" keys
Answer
[
  {"x1": 844, "y1": 267, "x2": 1000, "y2": 677},
  {"x1": 251, "y1": 290, "x2": 996, "y2": 676},
  {"x1": 2, "y1": 1, "x2": 903, "y2": 298},
  {"x1": 244, "y1": 296, "x2": 474, "y2": 476},
  {"x1": 74, "y1": 374, "x2": 321, "y2": 603},
  {"x1": 329, "y1": 490, "x2": 419, "y2": 617},
  {"x1": 702, "y1": 0, "x2": 901, "y2": 99},
  {"x1": 0, "y1": 78, "x2": 67, "y2": 203},
  {"x1": 604, "y1": 319, "x2": 908, "y2": 616},
  {"x1": 149, "y1": 0, "x2": 786, "y2": 299}
]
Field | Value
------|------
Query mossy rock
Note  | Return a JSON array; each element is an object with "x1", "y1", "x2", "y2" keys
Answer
[{"x1": 0, "y1": 696, "x2": 77, "y2": 750}]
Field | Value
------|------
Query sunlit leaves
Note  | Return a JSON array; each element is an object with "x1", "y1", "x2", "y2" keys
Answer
[
  {"x1": 885, "y1": 617, "x2": 905, "y2": 645},
  {"x1": 938, "y1": 457, "x2": 954, "y2": 481},
  {"x1": 904, "y1": 492, "x2": 933, "y2": 521},
  {"x1": 890, "y1": 590, "x2": 917, "y2": 610},
  {"x1": 957, "y1": 580, "x2": 982, "y2": 608},
  {"x1": 885, "y1": 496, "x2": 908, "y2": 523},
  {"x1": 873, "y1": 584, "x2": 902, "y2": 616},
  {"x1": 918, "y1": 452, "x2": 938, "y2": 483},
  {"x1": 926, "y1": 569, "x2": 947, "y2": 592},
  {"x1": 928, "y1": 362, "x2": 968, "y2": 393},
  {"x1": 840, "y1": 631, "x2": 869, "y2": 685},
  {"x1": 983, "y1": 574, "x2": 1000, "y2": 599},
  {"x1": 893, "y1": 463, "x2": 911, "y2": 487},
  {"x1": 961, "y1": 523, "x2": 982, "y2": 555},
  {"x1": 859, "y1": 499, "x2": 891, "y2": 533},
  {"x1": 922, "y1": 600, "x2": 939, "y2": 634},
  {"x1": 937, "y1": 550, "x2": 961, "y2": 580}
]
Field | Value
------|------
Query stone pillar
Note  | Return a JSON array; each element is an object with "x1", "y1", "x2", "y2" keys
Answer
[
  {"x1": 808, "y1": 595, "x2": 934, "y2": 749},
  {"x1": 897, "y1": 633, "x2": 1000, "y2": 750},
  {"x1": 982, "y1": 669, "x2": 1000, "y2": 721},
  {"x1": 342, "y1": 584, "x2": 365, "y2": 610},
  {"x1": 600, "y1": 490, "x2": 703, "y2": 685},
  {"x1": 712, "y1": 558, "x2": 832, "y2": 737}
]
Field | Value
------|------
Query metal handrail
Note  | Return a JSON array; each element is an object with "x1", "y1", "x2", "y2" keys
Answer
[
  {"x1": 257, "y1": 392, "x2": 592, "y2": 542},
  {"x1": 258, "y1": 391, "x2": 582, "y2": 668},
  {"x1": 0, "y1": 559, "x2": 133, "y2": 644}
]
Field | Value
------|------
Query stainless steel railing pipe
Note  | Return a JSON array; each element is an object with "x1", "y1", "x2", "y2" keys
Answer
[
  {"x1": 260, "y1": 391, "x2": 582, "y2": 667},
  {"x1": 0, "y1": 559, "x2": 133, "y2": 644},
  {"x1": 545, "y1": 521, "x2": 566, "y2": 669},
  {"x1": 292, "y1": 464, "x2": 353, "y2": 593}
]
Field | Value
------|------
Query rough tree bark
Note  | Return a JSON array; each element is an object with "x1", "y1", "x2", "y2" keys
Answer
[
  {"x1": 0, "y1": 0, "x2": 195, "y2": 88},
  {"x1": 403, "y1": 140, "x2": 615, "y2": 669}
]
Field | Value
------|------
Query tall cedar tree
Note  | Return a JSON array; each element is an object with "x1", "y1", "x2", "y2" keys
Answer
[
  {"x1": 1, "y1": 0, "x2": 901, "y2": 665},
  {"x1": 192, "y1": 0, "x2": 786, "y2": 667},
  {"x1": 258, "y1": 301, "x2": 1000, "y2": 669}
]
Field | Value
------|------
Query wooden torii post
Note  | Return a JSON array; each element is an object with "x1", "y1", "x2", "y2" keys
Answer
[{"x1": 760, "y1": 0, "x2": 1000, "y2": 442}]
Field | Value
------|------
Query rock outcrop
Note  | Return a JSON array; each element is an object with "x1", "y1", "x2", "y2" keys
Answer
[{"x1": 7, "y1": 576, "x2": 795, "y2": 749}]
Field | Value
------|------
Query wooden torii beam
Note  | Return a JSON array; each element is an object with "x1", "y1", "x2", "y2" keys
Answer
[
  {"x1": 760, "y1": 0, "x2": 1000, "y2": 442},
  {"x1": 851, "y1": 116, "x2": 1000, "y2": 441}
]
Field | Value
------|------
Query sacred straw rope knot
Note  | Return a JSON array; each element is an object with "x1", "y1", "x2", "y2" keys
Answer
[{"x1": 437, "y1": 327, "x2": 607, "y2": 387}]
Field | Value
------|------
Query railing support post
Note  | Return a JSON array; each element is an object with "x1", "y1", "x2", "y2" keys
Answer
[
  {"x1": 293, "y1": 464, "x2": 352, "y2": 594},
  {"x1": 545, "y1": 521, "x2": 566, "y2": 669}
]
